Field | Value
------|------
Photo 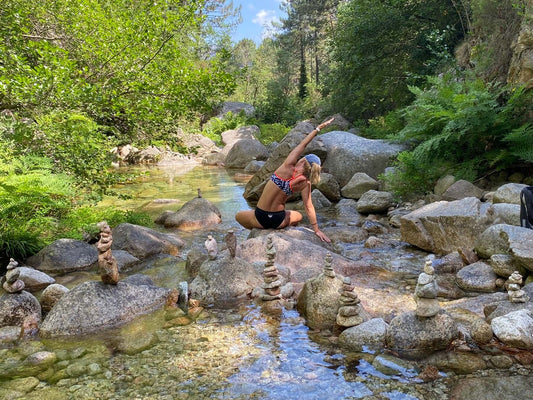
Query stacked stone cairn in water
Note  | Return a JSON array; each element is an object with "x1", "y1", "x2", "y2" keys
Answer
[
  {"x1": 323, "y1": 252, "x2": 335, "y2": 278},
  {"x1": 261, "y1": 236, "x2": 282, "y2": 301},
  {"x1": 506, "y1": 271, "x2": 529, "y2": 303},
  {"x1": 1, "y1": 258, "x2": 25, "y2": 293},
  {"x1": 336, "y1": 276, "x2": 368, "y2": 328},
  {"x1": 414, "y1": 257, "x2": 441, "y2": 317}
]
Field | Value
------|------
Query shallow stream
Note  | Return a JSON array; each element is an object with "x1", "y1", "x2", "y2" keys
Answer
[{"x1": 3, "y1": 164, "x2": 532, "y2": 400}]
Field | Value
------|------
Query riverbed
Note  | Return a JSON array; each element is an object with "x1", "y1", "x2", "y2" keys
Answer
[{"x1": 2, "y1": 164, "x2": 532, "y2": 400}]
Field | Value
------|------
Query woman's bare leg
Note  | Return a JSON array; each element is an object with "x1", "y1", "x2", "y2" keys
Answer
[
  {"x1": 235, "y1": 210, "x2": 263, "y2": 229},
  {"x1": 279, "y1": 210, "x2": 303, "y2": 228}
]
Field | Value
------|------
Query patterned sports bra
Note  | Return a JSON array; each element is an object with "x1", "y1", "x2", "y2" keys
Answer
[{"x1": 270, "y1": 172, "x2": 296, "y2": 196}]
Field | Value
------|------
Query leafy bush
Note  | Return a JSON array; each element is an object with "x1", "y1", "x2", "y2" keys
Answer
[
  {"x1": 386, "y1": 70, "x2": 533, "y2": 195},
  {"x1": 379, "y1": 151, "x2": 443, "y2": 198},
  {"x1": 58, "y1": 207, "x2": 153, "y2": 241},
  {"x1": 202, "y1": 111, "x2": 252, "y2": 145},
  {"x1": 256, "y1": 123, "x2": 290, "y2": 144}
]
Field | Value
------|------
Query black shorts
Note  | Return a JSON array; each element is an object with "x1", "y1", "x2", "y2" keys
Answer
[{"x1": 255, "y1": 207, "x2": 286, "y2": 229}]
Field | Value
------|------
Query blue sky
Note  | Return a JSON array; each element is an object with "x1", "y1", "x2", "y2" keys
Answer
[{"x1": 230, "y1": 0, "x2": 286, "y2": 44}]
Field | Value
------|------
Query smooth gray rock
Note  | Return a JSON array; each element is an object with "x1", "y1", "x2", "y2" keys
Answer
[
  {"x1": 159, "y1": 197, "x2": 222, "y2": 230},
  {"x1": 491, "y1": 309, "x2": 533, "y2": 349},
  {"x1": 225, "y1": 139, "x2": 270, "y2": 169},
  {"x1": 39, "y1": 277, "x2": 169, "y2": 338},
  {"x1": 456, "y1": 261, "x2": 499, "y2": 293},
  {"x1": 401, "y1": 197, "x2": 494, "y2": 254},
  {"x1": 190, "y1": 255, "x2": 262, "y2": 308},
  {"x1": 320, "y1": 131, "x2": 404, "y2": 187},
  {"x1": 338, "y1": 318, "x2": 388, "y2": 351},
  {"x1": 26, "y1": 239, "x2": 98, "y2": 274},
  {"x1": 386, "y1": 311, "x2": 459, "y2": 360},
  {"x1": 492, "y1": 183, "x2": 528, "y2": 204},
  {"x1": 112, "y1": 223, "x2": 184, "y2": 258}
]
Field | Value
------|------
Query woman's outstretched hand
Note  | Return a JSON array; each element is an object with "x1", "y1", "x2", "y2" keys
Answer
[
  {"x1": 315, "y1": 229, "x2": 331, "y2": 243},
  {"x1": 317, "y1": 117, "x2": 335, "y2": 131}
]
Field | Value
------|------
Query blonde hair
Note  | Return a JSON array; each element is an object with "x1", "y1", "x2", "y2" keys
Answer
[{"x1": 301, "y1": 159, "x2": 321, "y2": 185}]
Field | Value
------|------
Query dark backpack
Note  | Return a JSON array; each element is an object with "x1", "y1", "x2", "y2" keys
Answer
[{"x1": 520, "y1": 186, "x2": 533, "y2": 229}]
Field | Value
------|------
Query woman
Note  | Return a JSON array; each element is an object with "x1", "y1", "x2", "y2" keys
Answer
[{"x1": 235, "y1": 117, "x2": 334, "y2": 242}]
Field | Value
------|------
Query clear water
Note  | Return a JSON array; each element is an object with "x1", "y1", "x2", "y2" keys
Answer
[{"x1": 4, "y1": 164, "x2": 524, "y2": 399}]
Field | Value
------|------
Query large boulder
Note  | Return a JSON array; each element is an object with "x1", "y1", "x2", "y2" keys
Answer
[
  {"x1": 386, "y1": 311, "x2": 460, "y2": 360},
  {"x1": 221, "y1": 125, "x2": 260, "y2": 146},
  {"x1": 237, "y1": 231, "x2": 375, "y2": 284},
  {"x1": 39, "y1": 276, "x2": 170, "y2": 338},
  {"x1": 189, "y1": 254, "x2": 262, "y2": 307},
  {"x1": 159, "y1": 196, "x2": 222, "y2": 230},
  {"x1": 491, "y1": 309, "x2": 533, "y2": 349},
  {"x1": 492, "y1": 183, "x2": 528, "y2": 204},
  {"x1": 441, "y1": 180, "x2": 485, "y2": 201},
  {"x1": 26, "y1": 239, "x2": 98, "y2": 274},
  {"x1": 112, "y1": 223, "x2": 184, "y2": 259},
  {"x1": 319, "y1": 131, "x2": 404, "y2": 187},
  {"x1": 0, "y1": 291, "x2": 41, "y2": 330},
  {"x1": 243, "y1": 121, "x2": 326, "y2": 201},
  {"x1": 296, "y1": 271, "x2": 343, "y2": 331},
  {"x1": 224, "y1": 139, "x2": 270, "y2": 169},
  {"x1": 475, "y1": 224, "x2": 533, "y2": 272},
  {"x1": 400, "y1": 197, "x2": 495, "y2": 254},
  {"x1": 315, "y1": 172, "x2": 341, "y2": 202}
]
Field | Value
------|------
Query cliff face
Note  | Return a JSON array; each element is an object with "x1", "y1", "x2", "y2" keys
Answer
[
  {"x1": 508, "y1": 24, "x2": 533, "y2": 88},
  {"x1": 457, "y1": 1, "x2": 532, "y2": 88}
]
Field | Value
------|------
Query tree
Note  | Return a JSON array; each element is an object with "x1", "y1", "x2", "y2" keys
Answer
[{"x1": 326, "y1": 0, "x2": 467, "y2": 122}]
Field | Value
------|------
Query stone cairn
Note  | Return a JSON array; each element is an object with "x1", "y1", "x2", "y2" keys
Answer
[
  {"x1": 204, "y1": 235, "x2": 218, "y2": 260},
  {"x1": 1, "y1": 258, "x2": 24, "y2": 293},
  {"x1": 336, "y1": 276, "x2": 366, "y2": 328},
  {"x1": 261, "y1": 236, "x2": 282, "y2": 301},
  {"x1": 323, "y1": 252, "x2": 335, "y2": 278},
  {"x1": 96, "y1": 221, "x2": 119, "y2": 284},
  {"x1": 414, "y1": 257, "x2": 441, "y2": 317},
  {"x1": 506, "y1": 271, "x2": 529, "y2": 303}
]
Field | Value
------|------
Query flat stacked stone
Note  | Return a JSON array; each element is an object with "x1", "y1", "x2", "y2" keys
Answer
[
  {"x1": 414, "y1": 258, "x2": 441, "y2": 317},
  {"x1": 336, "y1": 277, "x2": 367, "y2": 327},
  {"x1": 506, "y1": 271, "x2": 529, "y2": 303},
  {"x1": 2, "y1": 259, "x2": 25, "y2": 293},
  {"x1": 261, "y1": 236, "x2": 282, "y2": 301}
]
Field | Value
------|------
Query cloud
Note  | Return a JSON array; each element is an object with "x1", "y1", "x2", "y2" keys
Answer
[{"x1": 252, "y1": 9, "x2": 280, "y2": 39}]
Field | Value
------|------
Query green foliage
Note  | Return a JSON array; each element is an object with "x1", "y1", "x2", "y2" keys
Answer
[
  {"x1": 385, "y1": 70, "x2": 533, "y2": 196},
  {"x1": 379, "y1": 151, "x2": 443, "y2": 198},
  {"x1": 202, "y1": 111, "x2": 252, "y2": 144},
  {"x1": 0, "y1": 154, "x2": 77, "y2": 261},
  {"x1": 256, "y1": 123, "x2": 291, "y2": 145},
  {"x1": 361, "y1": 110, "x2": 406, "y2": 139},
  {"x1": 326, "y1": 0, "x2": 465, "y2": 122},
  {"x1": 58, "y1": 207, "x2": 153, "y2": 240}
]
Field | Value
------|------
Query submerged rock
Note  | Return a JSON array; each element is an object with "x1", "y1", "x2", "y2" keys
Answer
[{"x1": 189, "y1": 254, "x2": 262, "y2": 307}]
